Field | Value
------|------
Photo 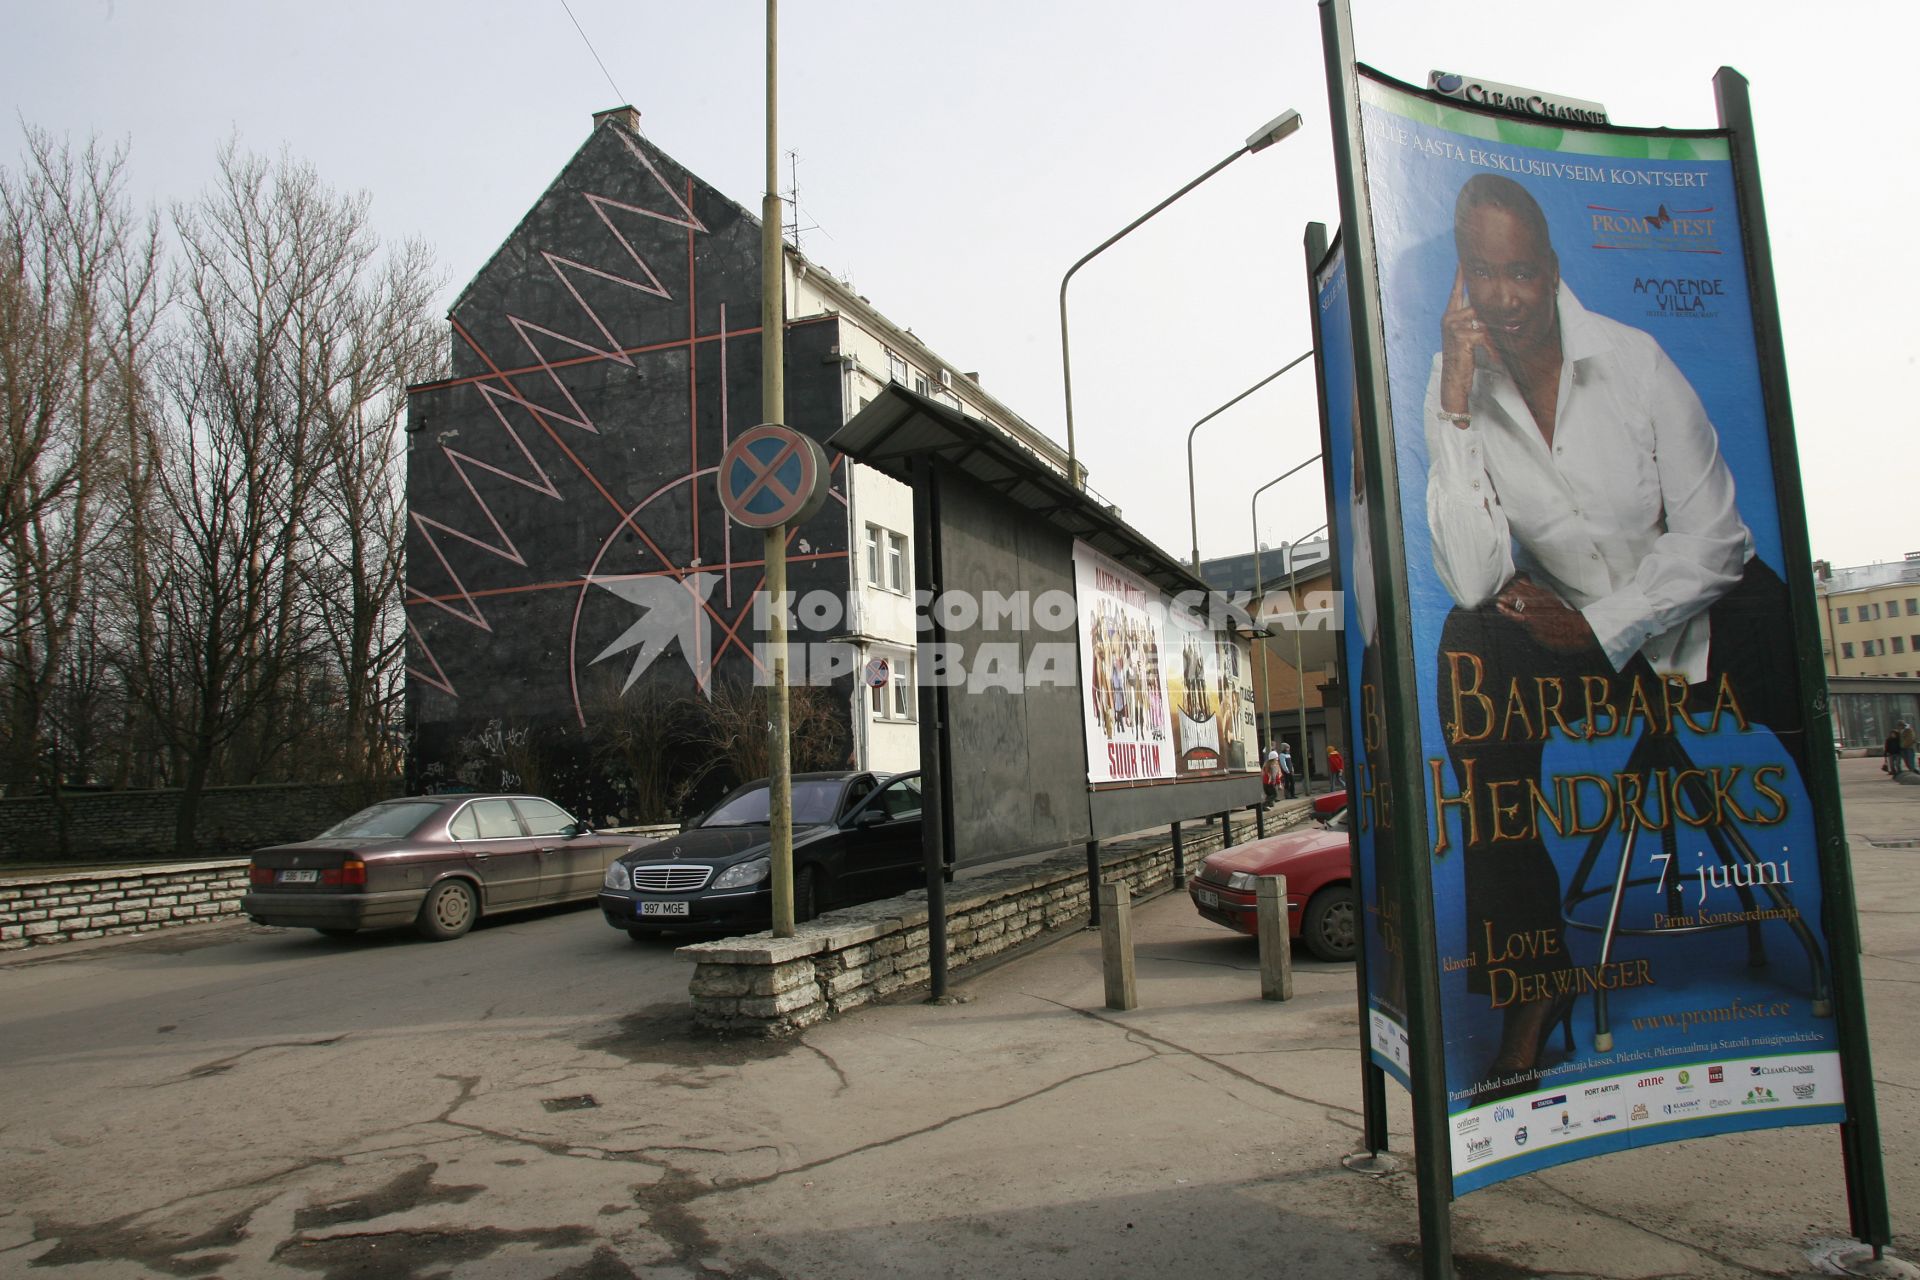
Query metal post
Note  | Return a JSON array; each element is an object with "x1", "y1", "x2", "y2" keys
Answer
[
  {"x1": 761, "y1": 0, "x2": 793, "y2": 939},
  {"x1": 1186, "y1": 353, "x2": 1314, "y2": 570},
  {"x1": 1061, "y1": 112, "x2": 1303, "y2": 490},
  {"x1": 1170, "y1": 820, "x2": 1186, "y2": 888},
  {"x1": 1716, "y1": 66, "x2": 1890, "y2": 1250},
  {"x1": 1254, "y1": 803, "x2": 1266, "y2": 839},
  {"x1": 1321, "y1": 2, "x2": 1455, "y2": 1273},
  {"x1": 1085, "y1": 840, "x2": 1103, "y2": 925},
  {"x1": 1250, "y1": 456, "x2": 1322, "y2": 759},
  {"x1": 911, "y1": 456, "x2": 950, "y2": 1000}
]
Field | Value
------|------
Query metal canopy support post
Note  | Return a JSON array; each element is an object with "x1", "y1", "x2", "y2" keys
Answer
[
  {"x1": 1320, "y1": 2, "x2": 1455, "y2": 1274},
  {"x1": 1306, "y1": 219, "x2": 1389, "y2": 1156},
  {"x1": 911, "y1": 455, "x2": 951, "y2": 999},
  {"x1": 1714, "y1": 67, "x2": 1890, "y2": 1251}
]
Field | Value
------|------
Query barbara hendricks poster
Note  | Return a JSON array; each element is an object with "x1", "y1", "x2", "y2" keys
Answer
[{"x1": 1351, "y1": 69, "x2": 1844, "y2": 1194}]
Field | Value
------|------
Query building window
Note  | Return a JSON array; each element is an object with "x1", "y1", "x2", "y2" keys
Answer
[
  {"x1": 1896, "y1": 636, "x2": 1908, "y2": 655},
  {"x1": 886, "y1": 349, "x2": 909, "y2": 385},
  {"x1": 887, "y1": 531, "x2": 908, "y2": 593},
  {"x1": 864, "y1": 524, "x2": 882, "y2": 584},
  {"x1": 1838, "y1": 606, "x2": 1850, "y2": 623},
  {"x1": 870, "y1": 655, "x2": 914, "y2": 721},
  {"x1": 892, "y1": 656, "x2": 914, "y2": 719},
  {"x1": 1870, "y1": 603, "x2": 1883, "y2": 621},
  {"x1": 1912, "y1": 634, "x2": 1919, "y2": 651},
  {"x1": 912, "y1": 373, "x2": 929, "y2": 396},
  {"x1": 1841, "y1": 642, "x2": 1855, "y2": 659},
  {"x1": 1907, "y1": 598, "x2": 1918, "y2": 616}
]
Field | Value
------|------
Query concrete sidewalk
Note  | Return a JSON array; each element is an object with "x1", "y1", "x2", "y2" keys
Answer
[{"x1": 637, "y1": 759, "x2": 1914, "y2": 1278}]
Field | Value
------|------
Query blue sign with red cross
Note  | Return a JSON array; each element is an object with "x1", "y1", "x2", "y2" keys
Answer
[{"x1": 717, "y1": 423, "x2": 830, "y2": 529}]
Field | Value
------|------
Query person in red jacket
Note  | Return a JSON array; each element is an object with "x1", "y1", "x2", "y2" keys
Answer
[{"x1": 1326, "y1": 743, "x2": 1345, "y2": 791}]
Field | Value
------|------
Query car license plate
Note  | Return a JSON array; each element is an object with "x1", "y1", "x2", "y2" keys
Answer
[
  {"x1": 1196, "y1": 887, "x2": 1220, "y2": 909},
  {"x1": 639, "y1": 901, "x2": 689, "y2": 917},
  {"x1": 280, "y1": 869, "x2": 319, "y2": 884}
]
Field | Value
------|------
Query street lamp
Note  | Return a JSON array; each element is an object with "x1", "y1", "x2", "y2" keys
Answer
[
  {"x1": 1287, "y1": 521, "x2": 1329, "y2": 793},
  {"x1": 1060, "y1": 109, "x2": 1304, "y2": 489},
  {"x1": 1186, "y1": 349, "x2": 1314, "y2": 572},
  {"x1": 1249, "y1": 453, "x2": 1321, "y2": 757}
]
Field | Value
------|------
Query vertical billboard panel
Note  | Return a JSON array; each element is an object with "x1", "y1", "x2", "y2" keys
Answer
[
  {"x1": 1074, "y1": 543, "x2": 1255, "y2": 784},
  {"x1": 1316, "y1": 241, "x2": 1411, "y2": 1087},
  {"x1": 1353, "y1": 70, "x2": 1844, "y2": 1194}
]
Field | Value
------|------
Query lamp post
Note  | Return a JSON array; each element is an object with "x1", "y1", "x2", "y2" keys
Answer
[
  {"x1": 1060, "y1": 109, "x2": 1303, "y2": 489},
  {"x1": 1249, "y1": 454, "x2": 1321, "y2": 758},
  {"x1": 1287, "y1": 521, "x2": 1329, "y2": 793},
  {"x1": 1186, "y1": 350, "x2": 1314, "y2": 572}
]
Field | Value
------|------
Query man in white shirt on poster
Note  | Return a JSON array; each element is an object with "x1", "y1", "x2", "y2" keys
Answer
[{"x1": 1422, "y1": 173, "x2": 1806, "y2": 1089}]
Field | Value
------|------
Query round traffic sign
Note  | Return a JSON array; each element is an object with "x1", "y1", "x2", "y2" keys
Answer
[
  {"x1": 864, "y1": 656, "x2": 891, "y2": 689},
  {"x1": 717, "y1": 423, "x2": 830, "y2": 529}
]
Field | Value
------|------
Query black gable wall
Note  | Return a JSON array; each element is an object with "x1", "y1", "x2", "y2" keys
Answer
[{"x1": 405, "y1": 118, "x2": 852, "y2": 821}]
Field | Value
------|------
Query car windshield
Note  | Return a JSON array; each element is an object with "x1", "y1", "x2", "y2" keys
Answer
[
  {"x1": 701, "y1": 779, "x2": 845, "y2": 828},
  {"x1": 319, "y1": 800, "x2": 444, "y2": 839}
]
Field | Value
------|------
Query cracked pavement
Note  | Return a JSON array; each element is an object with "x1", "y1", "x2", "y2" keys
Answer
[{"x1": 0, "y1": 760, "x2": 1912, "y2": 1278}]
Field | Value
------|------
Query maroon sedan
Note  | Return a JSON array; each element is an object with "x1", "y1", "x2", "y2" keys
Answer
[
  {"x1": 1188, "y1": 810, "x2": 1355, "y2": 961},
  {"x1": 243, "y1": 795, "x2": 636, "y2": 942}
]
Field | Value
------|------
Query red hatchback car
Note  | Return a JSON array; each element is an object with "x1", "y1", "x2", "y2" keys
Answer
[{"x1": 1188, "y1": 810, "x2": 1355, "y2": 961}]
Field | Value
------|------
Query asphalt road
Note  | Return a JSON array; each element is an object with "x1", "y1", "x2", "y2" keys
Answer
[{"x1": 0, "y1": 900, "x2": 690, "y2": 1072}]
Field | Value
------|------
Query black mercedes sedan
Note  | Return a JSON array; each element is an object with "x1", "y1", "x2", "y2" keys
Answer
[{"x1": 600, "y1": 770, "x2": 924, "y2": 938}]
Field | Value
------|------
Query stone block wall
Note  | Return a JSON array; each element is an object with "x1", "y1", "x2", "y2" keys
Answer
[
  {"x1": 0, "y1": 861, "x2": 249, "y2": 951},
  {"x1": 681, "y1": 810, "x2": 1285, "y2": 1035},
  {"x1": 0, "y1": 782, "x2": 392, "y2": 862}
]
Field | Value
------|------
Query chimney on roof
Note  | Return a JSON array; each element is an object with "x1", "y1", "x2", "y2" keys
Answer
[
  {"x1": 1813, "y1": 559, "x2": 1831, "y2": 582},
  {"x1": 594, "y1": 105, "x2": 641, "y2": 133}
]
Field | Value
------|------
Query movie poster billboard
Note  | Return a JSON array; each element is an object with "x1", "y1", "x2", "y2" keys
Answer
[
  {"x1": 1316, "y1": 240, "x2": 1411, "y2": 1088},
  {"x1": 1074, "y1": 542, "x2": 1255, "y2": 784},
  {"x1": 1352, "y1": 69, "x2": 1844, "y2": 1194}
]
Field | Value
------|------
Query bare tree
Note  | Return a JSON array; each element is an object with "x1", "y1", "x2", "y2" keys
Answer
[
  {"x1": 0, "y1": 128, "x2": 161, "y2": 812},
  {"x1": 686, "y1": 680, "x2": 851, "y2": 794},
  {"x1": 136, "y1": 144, "x2": 436, "y2": 851}
]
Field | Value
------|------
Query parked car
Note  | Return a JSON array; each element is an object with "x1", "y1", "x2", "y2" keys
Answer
[
  {"x1": 601, "y1": 770, "x2": 923, "y2": 938},
  {"x1": 1188, "y1": 809, "x2": 1355, "y2": 961},
  {"x1": 1313, "y1": 789, "x2": 1348, "y2": 817},
  {"x1": 243, "y1": 794, "x2": 635, "y2": 942}
]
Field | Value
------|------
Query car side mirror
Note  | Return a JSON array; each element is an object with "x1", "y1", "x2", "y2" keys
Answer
[
  {"x1": 562, "y1": 822, "x2": 589, "y2": 837},
  {"x1": 856, "y1": 809, "x2": 889, "y2": 829}
]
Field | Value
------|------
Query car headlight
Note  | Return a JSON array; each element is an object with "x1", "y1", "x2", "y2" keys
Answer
[
  {"x1": 604, "y1": 862, "x2": 631, "y2": 891},
  {"x1": 711, "y1": 857, "x2": 770, "y2": 890},
  {"x1": 1228, "y1": 871, "x2": 1259, "y2": 892}
]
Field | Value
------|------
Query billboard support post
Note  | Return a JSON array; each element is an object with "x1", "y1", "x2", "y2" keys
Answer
[
  {"x1": 1319, "y1": 3, "x2": 1456, "y2": 1274},
  {"x1": 1713, "y1": 67, "x2": 1891, "y2": 1252},
  {"x1": 910, "y1": 454, "x2": 951, "y2": 1000},
  {"x1": 1305, "y1": 217, "x2": 1391, "y2": 1159}
]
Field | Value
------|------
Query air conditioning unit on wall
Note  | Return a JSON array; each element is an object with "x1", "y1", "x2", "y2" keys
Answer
[{"x1": 938, "y1": 369, "x2": 953, "y2": 388}]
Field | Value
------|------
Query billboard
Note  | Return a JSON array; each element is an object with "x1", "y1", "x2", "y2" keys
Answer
[
  {"x1": 1316, "y1": 240, "x2": 1412, "y2": 1087},
  {"x1": 1074, "y1": 542, "x2": 1255, "y2": 784},
  {"x1": 1350, "y1": 69, "x2": 1845, "y2": 1194}
]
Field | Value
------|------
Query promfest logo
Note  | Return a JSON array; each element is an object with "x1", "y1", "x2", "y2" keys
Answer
[{"x1": 1588, "y1": 201, "x2": 1722, "y2": 256}]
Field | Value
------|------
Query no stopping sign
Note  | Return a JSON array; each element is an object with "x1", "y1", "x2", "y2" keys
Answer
[{"x1": 717, "y1": 423, "x2": 831, "y2": 529}]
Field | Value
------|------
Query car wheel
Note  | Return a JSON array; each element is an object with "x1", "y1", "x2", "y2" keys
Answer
[
  {"x1": 794, "y1": 864, "x2": 820, "y2": 923},
  {"x1": 415, "y1": 879, "x2": 478, "y2": 941},
  {"x1": 313, "y1": 927, "x2": 358, "y2": 940},
  {"x1": 1302, "y1": 885, "x2": 1356, "y2": 962}
]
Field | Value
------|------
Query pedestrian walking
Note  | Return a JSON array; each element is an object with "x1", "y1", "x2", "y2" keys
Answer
[
  {"x1": 1279, "y1": 742, "x2": 1297, "y2": 799},
  {"x1": 1886, "y1": 728, "x2": 1905, "y2": 779},
  {"x1": 1262, "y1": 747, "x2": 1281, "y2": 807},
  {"x1": 1328, "y1": 743, "x2": 1346, "y2": 791},
  {"x1": 1902, "y1": 721, "x2": 1917, "y2": 774}
]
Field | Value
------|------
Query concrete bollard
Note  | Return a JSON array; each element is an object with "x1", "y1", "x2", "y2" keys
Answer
[
  {"x1": 1257, "y1": 874, "x2": 1293, "y2": 1001},
  {"x1": 1099, "y1": 880, "x2": 1138, "y2": 1011}
]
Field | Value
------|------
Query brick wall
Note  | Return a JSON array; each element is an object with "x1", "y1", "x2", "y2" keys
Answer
[
  {"x1": 0, "y1": 861, "x2": 249, "y2": 951},
  {"x1": 680, "y1": 809, "x2": 1293, "y2": 1035},
  {"x1": 0, "y1": 782, "x2": 393, "y2": 862}
]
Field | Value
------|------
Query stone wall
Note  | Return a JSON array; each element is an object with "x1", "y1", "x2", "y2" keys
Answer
[
  {"x1": 0, "y1": 782, "x2": 391, "y2": 862},
  {"x1": 680, "y1": 811, "x2": 1284, "y2": 1035},
  {"x1": 0, "y1": 861, "x2": 249, "y2": 951}
]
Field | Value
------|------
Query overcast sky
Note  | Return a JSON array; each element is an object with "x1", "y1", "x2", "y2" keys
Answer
[{"x1": 8, "y1": 0, "x2": 1916, "y2": 573}]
